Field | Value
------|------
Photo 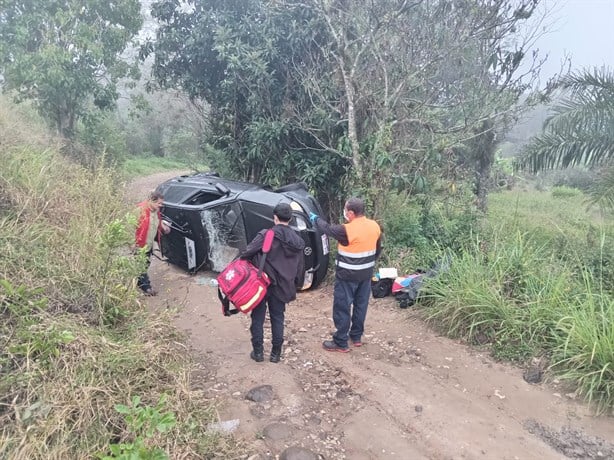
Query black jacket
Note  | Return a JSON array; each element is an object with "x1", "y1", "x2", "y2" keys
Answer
[{"x1": 240, "y1": 224, "x2": 305, "y2": 303}]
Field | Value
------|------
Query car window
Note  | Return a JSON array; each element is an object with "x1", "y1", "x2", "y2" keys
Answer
[{"x1": 201, "y1": 202, "x2": 246, "y2": 271}]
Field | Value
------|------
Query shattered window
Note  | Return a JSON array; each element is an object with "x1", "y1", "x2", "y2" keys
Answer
[{"x1": 201, "y1": 202, "x2": 246, "y2": 271}]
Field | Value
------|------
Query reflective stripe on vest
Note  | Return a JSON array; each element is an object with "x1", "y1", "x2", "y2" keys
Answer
[{"x1": 337, "y1": 260, "x2": 376, "y2": 270}]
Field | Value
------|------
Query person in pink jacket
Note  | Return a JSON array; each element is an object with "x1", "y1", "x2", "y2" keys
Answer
[{"x1": 135, "y1": 191, "x2": 170, "y2": 296}]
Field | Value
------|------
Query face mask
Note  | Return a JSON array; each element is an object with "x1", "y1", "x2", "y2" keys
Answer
[{"x1": 343, "y1": 209, "x2": 349, "y2": 221}]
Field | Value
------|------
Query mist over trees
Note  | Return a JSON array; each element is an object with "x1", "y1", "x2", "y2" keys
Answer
[{"x1": 142, "y1": 0, "x2": 549, "y2": 214}]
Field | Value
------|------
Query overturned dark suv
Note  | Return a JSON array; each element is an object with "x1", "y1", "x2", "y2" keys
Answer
[{"x1": 155, "y1": 172, "x2": 329, "y2": 290}]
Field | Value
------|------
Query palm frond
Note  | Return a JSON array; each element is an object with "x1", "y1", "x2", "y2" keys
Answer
[
  {"x1": 518, "y1": 68, "x2": 614, "y2": 173},
  {"x1": 518, "y1": 125, "x2": 614, "y2": 172},
  {"x1": 546, "y1": 100, "x2": 614, "y2": 133},
  {"x1": 560, "y1": 67, "x2": 614, "y2": 96}
]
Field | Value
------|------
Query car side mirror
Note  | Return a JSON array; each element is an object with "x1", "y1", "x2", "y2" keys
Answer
[{"x1": 215, "y1": 183, "x2": 230, "y2": 196}]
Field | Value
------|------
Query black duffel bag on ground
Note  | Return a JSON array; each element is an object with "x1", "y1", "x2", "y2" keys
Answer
[{"x1": 371, "y1": 278, "x2": 394, "y2": 298}]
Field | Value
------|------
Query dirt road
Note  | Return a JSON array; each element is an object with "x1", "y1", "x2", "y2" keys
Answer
[{"x1": 127, "y1": 172, "x2": 614, "y2": 460}]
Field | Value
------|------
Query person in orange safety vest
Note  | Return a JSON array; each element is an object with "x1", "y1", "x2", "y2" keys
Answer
[{"x1": 310, "y1": 197, "x2": 382, "y2": 352}]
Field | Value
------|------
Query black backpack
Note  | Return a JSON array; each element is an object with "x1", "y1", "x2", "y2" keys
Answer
[{"x1": 371, "y1": 278, "x2": 394, "y2": 298}]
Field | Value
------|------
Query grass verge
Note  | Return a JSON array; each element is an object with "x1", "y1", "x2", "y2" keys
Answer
[
  {"x1": 0, "y1": 100, "x2": 245, "y2": 458},
  {"x1": 414, "y1": 189, "x2": 613, "y2": 413}
]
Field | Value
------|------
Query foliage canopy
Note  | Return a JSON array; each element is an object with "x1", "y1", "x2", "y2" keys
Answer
[
  {"x1": 0, "y1": 0, "x2": 143, "y2": 137},
  {"x1": 145, "y1": 0, "x2": 546, "y2": 215}
]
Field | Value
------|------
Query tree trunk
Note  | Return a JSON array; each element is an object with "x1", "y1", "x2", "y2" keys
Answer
[
  {"x1": 56, "y1": 104, "x2": 75, "y2": 138},
  {"x1": 337, "y1": 57, "x2": 362, "y2": 180},
  {"x1": 473, "y1": 119, "x2": 496, "y2": 213}
]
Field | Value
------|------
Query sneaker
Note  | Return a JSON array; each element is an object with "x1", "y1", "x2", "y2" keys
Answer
[
  {"x1": 351, "y1": 340, "x2": 363, "y2": 347},
  {"x1": 250, "y1": 350, "x2": 264, "y2": 362},
  {"x1": 322, "y1": 340, "x2": 350, "y2": 353}
]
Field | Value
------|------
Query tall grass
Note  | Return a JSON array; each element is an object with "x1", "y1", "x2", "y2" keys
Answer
[
  {"x1": 552, "y1": 280, "x2": 614, "y2": 414},
  {"x1": 423, "y1": 233, "x2": 567, "y2": 360},
  {"x1": 0, "y1": 145, "x2": 139, "y2": 323},
  {"x1": 415, "y1": 189, "x2": 613, "y2": 413},
  {"x1": 1, "y1": 98, "x2": 245, "y2": 458}
]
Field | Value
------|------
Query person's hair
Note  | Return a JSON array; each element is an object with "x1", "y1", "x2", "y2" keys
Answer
[
  {"x1": 148, "y1": 191, "x2": 164, "y2": 202},
  {"x1": 345, "y1": 197, "x2": 365, "y2": 216},
  {"x1": 273, "y1": 202, "x2": 293, "y2": 223}
]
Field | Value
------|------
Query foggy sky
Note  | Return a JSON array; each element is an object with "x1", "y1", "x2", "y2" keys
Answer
[{"x1": 535, "y1": 0, "x2": 614, "y2": 79}]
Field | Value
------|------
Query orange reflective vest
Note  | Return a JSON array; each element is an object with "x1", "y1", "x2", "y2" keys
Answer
[{"x1": 336, "y1": 216, "x2": 381, "y2": 281}]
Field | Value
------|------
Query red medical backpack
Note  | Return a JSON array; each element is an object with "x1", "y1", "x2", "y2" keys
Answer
[{"x1": 217, "y1": 229, "x2": 274, "y2": 316}]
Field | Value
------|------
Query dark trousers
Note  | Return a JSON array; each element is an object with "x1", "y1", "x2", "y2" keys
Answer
[
  {"x1": 250, "y1": 294, "x2": 286, "y2": 350},
  {"x1": 332, "y1": 277, "x2": 372, "y2": 347},
  {"x1": 137, "y1": 250, "x2": 152, "y2": 292}
]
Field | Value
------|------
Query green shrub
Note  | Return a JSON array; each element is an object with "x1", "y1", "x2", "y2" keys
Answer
[
  {"x1": 165, "y1": 128, "x2": 202, "y2": 160},
  {"x1": 380, "y1": 192, "x2": 479, "y2": 270},
  {"x1": 100, "y1": 395, "x2": 176, "y2": 460},
  {"x1": 551, "y1": 185, "x2": 582, "y2": 199},
  {"x1": 76, "y1": 112, "x2": 129, "y2": 166},
  {"x1": 551, "y1": 168, "x2": 595, "y2": 191}
]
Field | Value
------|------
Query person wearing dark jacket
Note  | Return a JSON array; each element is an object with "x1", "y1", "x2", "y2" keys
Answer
[
  {"x1": 310, "y1": 197, "x2": 381, "y2": 352},
  {"x1": 240, "y1": 202, "x2": 305, "y2": 363}
]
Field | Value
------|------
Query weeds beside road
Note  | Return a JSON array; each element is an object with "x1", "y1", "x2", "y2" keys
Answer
[{"x1": 0, "y1": 107, "x2": 243, "y2": 458}]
